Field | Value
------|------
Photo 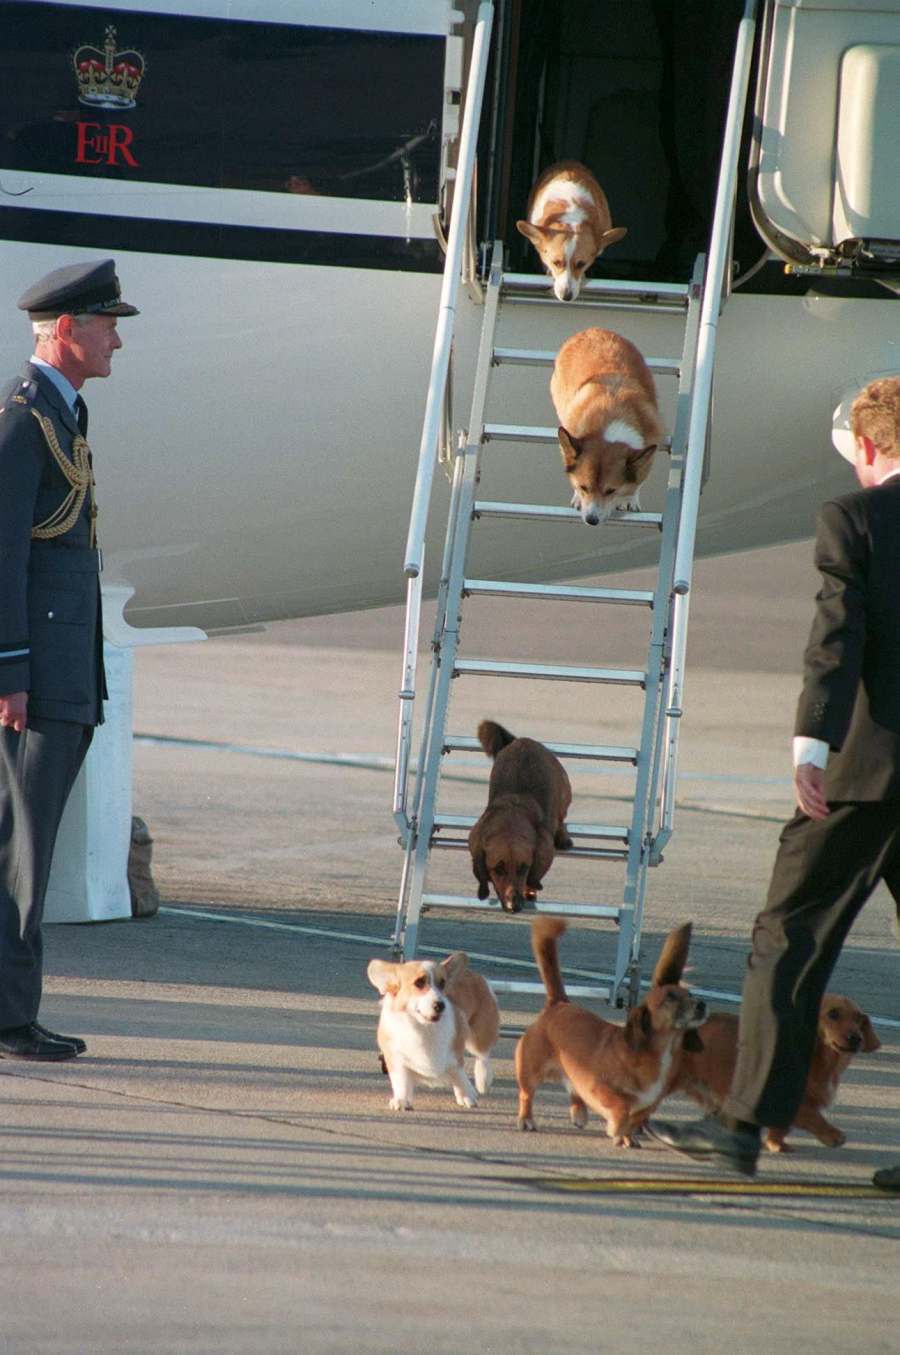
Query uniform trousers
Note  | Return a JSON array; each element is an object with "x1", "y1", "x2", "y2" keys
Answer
[
  {"x1": 0, "y1": 716, "x2": 93, "y2": 1029},
  {"x1": 723, "y1": 799, "x2": 900, "y2": 1128}
]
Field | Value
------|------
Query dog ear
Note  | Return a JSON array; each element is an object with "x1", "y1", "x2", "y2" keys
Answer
[
  {"x1": 557, "y1": 427, "x2": 582, "y2": 471},
  {"x1": 682, "y1": 1028, "x2": 704, "y2": 1053},
  {"x1": 442, "y1": 951, "x2": 469, "y2": 982},
  {"x1": 471, "y1": 848, "x2": 490, "y2": 900},
  {"x1": 516, "y1": 220, "x2": 545, "y2": 245},
  {"x1": 651, "y1": 922, "x2": 692, "y2": 987},
  {"x1": 628, "y1": 443, "x2": 658, "y2": 473},
  {"x1": 600, "y1": 225, "x2": 628, "y2": 248},
  {"x1": 624, "y1": 1003, "x2": 653, "y2": 1052},
  {"x1": 367, "y1": 959, "x2": 399, "y2": 996},
  {"x1": 860, "y1": 1013, "x2": 882, "y2": 1052}
]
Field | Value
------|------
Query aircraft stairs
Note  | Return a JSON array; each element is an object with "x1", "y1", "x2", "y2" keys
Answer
[
  {"x1": 391, "y1": 255, "x2": 703, "y2": 1008},
  {"x1": 389, "y1": 1, "x2": 757, "y2": 1008}
]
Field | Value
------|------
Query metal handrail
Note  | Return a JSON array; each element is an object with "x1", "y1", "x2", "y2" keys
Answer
[
  {"x1": 656, "y1": 0, "x2": 758, "y2": 845},
  {"x1": 392, "y1": 2, "x2": 494, "y2": 832},
  {"x1": 403, "y1": 2, "x2": 494, "y2": 580}
]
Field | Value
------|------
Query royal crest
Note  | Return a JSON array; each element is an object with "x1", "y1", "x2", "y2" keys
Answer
[{"x1": 73, "y1": 26, "x2": 146, "y2": 110}]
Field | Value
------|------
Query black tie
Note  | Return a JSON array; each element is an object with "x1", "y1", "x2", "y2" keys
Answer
[{"x1": 74, "y1": 394, "x2": 88, "y2": 436}]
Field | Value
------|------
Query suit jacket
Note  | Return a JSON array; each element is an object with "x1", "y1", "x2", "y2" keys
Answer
[
  {"x1": 0, "y1": 363, "x2": 105, "y2": 725},
  {"x1": 794, "y1": 477, "x2": 900, "y2": 800}
]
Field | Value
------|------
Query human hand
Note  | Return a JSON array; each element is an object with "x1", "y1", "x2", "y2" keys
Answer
[
  {"x1": 794, "y1": 761, "x2": 829, "y2": 820},
  {"x1": 0, "y1": 692, "x2": 27, "y2": 733}
]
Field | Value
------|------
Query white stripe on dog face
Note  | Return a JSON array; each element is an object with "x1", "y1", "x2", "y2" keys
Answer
[{"x1": 605, "y1": 420, "x2": 644, "y2": 450}]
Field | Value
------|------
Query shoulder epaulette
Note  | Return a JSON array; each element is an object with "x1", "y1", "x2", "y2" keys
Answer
[{"x1": 0, "y1": 379, "x2": 38, "y2": 414}]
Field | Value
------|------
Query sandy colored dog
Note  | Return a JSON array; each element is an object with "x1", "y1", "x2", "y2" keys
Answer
[
  {"x1": 468, "y1": 720, "x2": 572, "y2": 914},
  {"x1": 367, "y1": 951, "x2": 499, "y2": 1110},
  {"x1": 670, "y1": 993, "x2": 881, "y2": 1152},
  {"x1": 516, "y1": 918, "x2": 705, "y2": 1145},
  {"x1": 516, "y1": 160, "x2": 627, "y2": 301},
  {"x1": 551, "y1": 327, "x2": 664, "y2": 524}
]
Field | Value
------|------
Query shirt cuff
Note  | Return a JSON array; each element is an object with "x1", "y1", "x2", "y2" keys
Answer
[{"x1": 792, "y1": 736, "x2": 829, "y2": 770}]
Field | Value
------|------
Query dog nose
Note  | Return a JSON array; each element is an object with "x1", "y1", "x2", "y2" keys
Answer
[
  {"x1": 847, "y1": 1032, "x2": 861, "y2": 1050},
  {"x1": 432, "y1": 999, "x2": 445, "y2": 1015},
  {"x1": 584, "y1": 512, "x2": 599, "y2": 526}
]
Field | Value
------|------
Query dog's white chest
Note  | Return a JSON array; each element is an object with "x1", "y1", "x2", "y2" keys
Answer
[
  {"x1": 380, "y1": 1006, "x2": 457, "y2": 1078},
  {"x1": 633, "y1": 1046, "x2": 674, "y2": 1113}
]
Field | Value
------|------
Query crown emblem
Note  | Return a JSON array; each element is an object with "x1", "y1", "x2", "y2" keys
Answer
[{"x1": 73, "y1": 26, "x2": 146, "y2": 110}]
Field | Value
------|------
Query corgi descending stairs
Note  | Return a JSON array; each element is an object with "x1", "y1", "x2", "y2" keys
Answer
[
  {"x1": 390, "y1": 0, "x2": 758, "y2": 1007},
  {"x1": 392, "y1": 252, "x2": 703, "y2": 1007}
]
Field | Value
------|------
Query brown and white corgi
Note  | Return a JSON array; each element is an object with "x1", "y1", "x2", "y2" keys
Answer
[
  {"x1": 367, "y1": 952, "x2": 499, "y2": 1111},
  {"x1": 550, "y1": 327, "x2": 663, "y2": 524},
  {"x1": 516, "y1": 161, "x2": 627, "y2": 301}
]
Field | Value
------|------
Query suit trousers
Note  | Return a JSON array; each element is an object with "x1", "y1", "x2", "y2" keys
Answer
[
  {"x1": 723, "y1": 799, "x2": 900, "y2": 1127},
  {"x1": 0, "y1": 716, "x2": 93, "y2": 1029}
]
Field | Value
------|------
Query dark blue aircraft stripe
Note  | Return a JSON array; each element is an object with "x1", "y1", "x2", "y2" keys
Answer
[{"x1": 0, "y1": 207, "x2": 443, "y2": 272}]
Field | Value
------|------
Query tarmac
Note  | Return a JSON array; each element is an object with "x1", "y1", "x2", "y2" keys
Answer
[{"x1": 2, "y1": 541, "x2": 897, "y2": 1354}]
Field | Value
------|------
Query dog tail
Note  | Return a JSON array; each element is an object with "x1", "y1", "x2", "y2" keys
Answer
[
  {"x1": 531, "y1": 918, "x2": 568, "y2": 1006},
  {"x1": 477, "y1": 720, "x2": 517, "y2": 759},
  {"x1": 651, "y1": 921, "x2": 693, "y2": 987}
]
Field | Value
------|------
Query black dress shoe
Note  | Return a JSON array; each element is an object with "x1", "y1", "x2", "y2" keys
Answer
[
  {"x1": 0, "y1": 1023, "x2": 79, "y2": 1061},
  {"x1": 873, "y1": 1164, "x2": 900, "y2": 1193},
  {"x1": 32, "y1": 1022, "x2": 86, "y2": 1055},
  {"x1": 645, "y1": 1114, "x2": 760, "y2": 1177}
]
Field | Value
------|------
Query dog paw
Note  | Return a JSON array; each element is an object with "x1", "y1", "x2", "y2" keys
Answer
[
  {"x1": 518, "y1": 1117, "x2": 537, "y2": 1132},
  {"x1": 569, "y1": 1107, "x2": 588, "y2": 1130},
  {"x1": 614, "y1": 1135, "x2": 642, "y2": 1149},
  {"x1": 821, "y1": 1128, "x2": 846, "y2": 1148},
  {"x1": 389, "y1": 1097, "x2": 414, "y2": 1111}
]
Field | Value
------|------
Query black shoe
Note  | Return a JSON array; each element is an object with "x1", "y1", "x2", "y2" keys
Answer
[
  {"x1": 32, "y1": 1022, "x2": 86, "y2": 1055},
  {"x1": 645, "y1": 1114, "x2": 760, "y2": 1177},
  {"x1": 873, "y1": 1164, "x2": 900, "y2": 1193},
  {"x1": 0, "y1": 1023, "x2": 79, "y2": 1061}
]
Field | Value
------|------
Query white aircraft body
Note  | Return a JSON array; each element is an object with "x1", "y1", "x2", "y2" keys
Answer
[{"x1": 0, "y1": 0, "x2": 896, "y2": 635}]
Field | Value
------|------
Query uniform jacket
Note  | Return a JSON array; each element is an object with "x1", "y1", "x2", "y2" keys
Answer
[
  {"x1": 0, "y1": 362, "x2": 106, "y2": 725},
  {"x1": 794, "y1": 477, "x2": 900, "y2": 800}
]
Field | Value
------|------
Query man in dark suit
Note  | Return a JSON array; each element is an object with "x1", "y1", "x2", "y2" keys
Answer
[
  {"x1": 0, "y1": 259, "x2": 138, "y2": 1061},
  {"x1": 648, "y1": 375, "x2": 900, "y2": 1185}
]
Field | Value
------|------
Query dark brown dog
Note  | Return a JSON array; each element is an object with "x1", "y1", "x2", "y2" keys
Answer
[
  {"x1": 515, "y1": 918, "x2": 706, "y2": 1145},
  {"x1": 468, "y1": 721, "x2": 572, "y2": 913},
  {"x1": 671, "y1": 994, "x2": 882, "y2": 1152}
]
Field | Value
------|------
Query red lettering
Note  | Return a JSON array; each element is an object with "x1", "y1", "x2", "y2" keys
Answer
[
  {"x1": 106, "y1": 124, "x2": 138, "y2": 168},
  {"x1": 74, "y1": 122, "x2": 139, "y2": 169},
  {"x1": 75, "y1": 121, "x2": 104, "y2": 164}
]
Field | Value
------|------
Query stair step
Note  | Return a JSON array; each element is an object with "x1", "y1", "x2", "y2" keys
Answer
[
  {"x1": 484, "y1": 422, "x2": 557, "y2": 444},
  {"x1": 492, "y1": 346, "x2": 681, "y2": 377},
  {"x1": 489, "y1": 979, "x2": 612, "y2": 1000},
  {"x1": 473, "y1": 500, "x2": 663, "y2": 529},
  {"x1": 453, "y1": 658, "x2": 645, "y2": 686},
  {"x1": 429, "y1": 838, "x2": 628, "y2": 861},
  {"x1": 499, "y1": 272, "x2": 690, "y2": 311},
  {"x1": 433, "y1": 814, "x2": 628, "y2": 842},
  {"x1": 443, "y1": 735, "x2": 638, "y2": 764},
  {"x1": 463, "y1": 578, "x2": 654, "y2": 607},
  {"x1": 422, "y1": 891, "x2": 624, "y2": 920}
]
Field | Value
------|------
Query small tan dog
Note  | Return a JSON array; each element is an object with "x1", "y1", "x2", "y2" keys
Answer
[
  {"x1": 550, "y1": 327, "x2": 663, "y2": 525},
  {"x1": 367, "y1": 952, "x2": 499, "y2": 1111},
  {"x1": 516, "y1": 918, "x2": 705, "y2": 1145},
  {"x1": 671, "y1": 993, "x2": 882, "y2": 1152},
  {"x1": 468, "y1": 720, "x2": 572, "y2": 914},
  {"x1": 516, "y1": 160, "x2": 627, "y2": 301}
]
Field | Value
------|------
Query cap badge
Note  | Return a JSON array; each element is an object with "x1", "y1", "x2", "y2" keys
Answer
[{"x1": 73, "y1": 25, "x2": 146, "y2": 110}]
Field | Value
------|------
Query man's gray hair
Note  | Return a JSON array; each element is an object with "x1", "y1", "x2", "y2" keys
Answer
[{"x1": 32, "y1": 314, "x2": 92, "y2": 342}]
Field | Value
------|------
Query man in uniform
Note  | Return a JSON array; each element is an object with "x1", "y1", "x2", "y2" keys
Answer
[
  {"x1": 647, "y1": 374, "x2": 900, "y2": 1188},
  {"x1": 0, "y1": 258, "x2": 138, "y2": 1060}
]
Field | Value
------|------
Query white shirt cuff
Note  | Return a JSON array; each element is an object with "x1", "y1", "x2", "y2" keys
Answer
[{"x1": 793, "y1": 736, "x2": 829, "y2": 769}]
